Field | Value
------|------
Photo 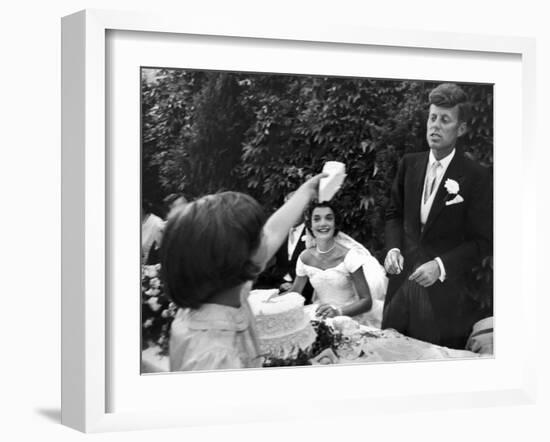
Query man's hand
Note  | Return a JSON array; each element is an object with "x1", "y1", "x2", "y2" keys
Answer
[
  {"x1": 408, "y1": 260, "x2": 441, "y2": 287},
  {"x1": 384, "y1": 249, "x2": 404, "y2": 275}
]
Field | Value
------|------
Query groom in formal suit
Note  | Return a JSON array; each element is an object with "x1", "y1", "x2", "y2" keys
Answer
[{"x1": 382, "y1": 83, "x2": 492, "y2": 349}]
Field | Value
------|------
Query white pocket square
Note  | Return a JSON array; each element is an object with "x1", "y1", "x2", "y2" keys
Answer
[{"x1": 445, "y1": 194, "x2": 464, "y2": 206}]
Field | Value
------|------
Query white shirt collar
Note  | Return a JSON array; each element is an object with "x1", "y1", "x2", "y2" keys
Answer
[{"x1": 428, "y1": 148, "x2": 455, "y2": 169}]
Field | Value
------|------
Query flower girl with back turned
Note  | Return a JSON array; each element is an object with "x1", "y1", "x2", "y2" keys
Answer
[{"x1": 161, "y1": 173, "x2": 326, "y2": 372}]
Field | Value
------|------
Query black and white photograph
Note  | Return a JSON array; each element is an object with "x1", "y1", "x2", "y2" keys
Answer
[
  {"x1": 4, "y1": 0, "x2": 546, "y2": 438},
  {"x1": 140, "y1": 68, "x2": 494, "y2": 374}
]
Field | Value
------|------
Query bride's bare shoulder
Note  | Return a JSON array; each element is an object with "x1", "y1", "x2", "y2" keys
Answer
[{"x1": 299, "y1": 248, "x2": 316, "y2": 266}]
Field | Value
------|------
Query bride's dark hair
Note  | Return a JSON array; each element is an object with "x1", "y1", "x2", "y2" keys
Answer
[
  {"x1": 161, "y1": 191, "x2": 266, "y2": 309},
  {"x1": 304, "y1": 200, "x2": 340, "y2": 237}
]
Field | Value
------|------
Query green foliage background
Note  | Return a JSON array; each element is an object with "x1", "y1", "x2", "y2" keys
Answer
[{"x1": 141, "y1": 69, "x2": 493, "y2": 313}]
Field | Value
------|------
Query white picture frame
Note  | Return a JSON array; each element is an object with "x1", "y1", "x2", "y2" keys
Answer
[{"x1": 61, "y1": 9, "x2": 537, "y2": 433}]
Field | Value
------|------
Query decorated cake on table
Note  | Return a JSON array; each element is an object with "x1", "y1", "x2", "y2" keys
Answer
[{"x1": 247, "y1": 290, "x2": 316, "y2": 359}]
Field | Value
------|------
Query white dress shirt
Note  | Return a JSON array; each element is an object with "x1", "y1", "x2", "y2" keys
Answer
[
  {"x1": 287, "y1": 223, "x2": 305, "y2": 261},
  {"x1": 420, "y1": 149, "x2": 455, "y2": 224},
  {"x1": 284, "y1": 223, "x2": 305, "y2": 282}
]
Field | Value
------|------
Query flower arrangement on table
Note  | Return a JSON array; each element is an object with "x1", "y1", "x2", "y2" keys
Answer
[
  {"x1": 262, "y1": 317, "x2": 371, "y2": 367},
  {"x1": 141, "y1": 264, "x2": 177, "y2": 356}
]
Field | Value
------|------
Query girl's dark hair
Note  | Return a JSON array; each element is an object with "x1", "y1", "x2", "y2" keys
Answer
[
  {"x1": 161, "y1": 191, "x2": 266, "y2": 309},
  {"x1": 305, "y1": 200, "x2": 340, "y2": 237}
]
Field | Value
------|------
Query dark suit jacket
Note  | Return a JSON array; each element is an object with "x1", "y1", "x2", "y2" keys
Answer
[
  {"x1": 253, "y1": 225, "x2": 314, "y2": 303},
  {"x1": 384, "y1": 150, "x2": 492, "y2": 345}
]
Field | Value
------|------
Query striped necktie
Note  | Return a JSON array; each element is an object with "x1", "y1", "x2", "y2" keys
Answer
[{"x1": 423, "y1": 161, "x2": 441, "y2": 203}]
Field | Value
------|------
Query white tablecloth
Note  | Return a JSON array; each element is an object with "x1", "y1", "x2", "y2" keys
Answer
[
  {"x1": 303, "y1": 302, "x2": 483, "y2": 363},
  {"x1": 348, "y1": 327, "x2": 481, "y2": 363},
  {"x1": 142, "y1": 293, "x2": 486, "y2": 373}
]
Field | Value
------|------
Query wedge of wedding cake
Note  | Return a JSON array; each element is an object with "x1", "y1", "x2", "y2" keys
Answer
[{"x1": 247, "y1": 290, "x2": 316, "y2": 359}]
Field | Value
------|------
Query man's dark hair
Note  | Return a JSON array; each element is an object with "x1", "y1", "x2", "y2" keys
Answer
[{"x1": 428, "y1": 83, "x2": 471, "y2": 124}]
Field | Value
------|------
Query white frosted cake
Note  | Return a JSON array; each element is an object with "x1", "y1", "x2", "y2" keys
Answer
[{"x1": 247, "y1": 290, "x2": 316, "y2": 358}]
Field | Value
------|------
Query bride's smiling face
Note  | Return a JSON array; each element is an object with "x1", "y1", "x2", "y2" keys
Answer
[{"x1": 311, "y1": 206, "x2": 336, "y2": 239}]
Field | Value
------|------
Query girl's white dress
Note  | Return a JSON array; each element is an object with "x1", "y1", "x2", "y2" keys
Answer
[{"x1": 169, "y1": 302, "x2": 262, "y2": 372}]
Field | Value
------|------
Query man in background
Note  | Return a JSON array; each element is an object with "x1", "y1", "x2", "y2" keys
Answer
[{"x1": 254, "y1": 192, "x2": 314, "y2": 303}]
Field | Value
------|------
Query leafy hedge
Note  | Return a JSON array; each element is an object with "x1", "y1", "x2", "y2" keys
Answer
[{"x1": 141, "y1": 69, "x2": 493, "y2": 314}]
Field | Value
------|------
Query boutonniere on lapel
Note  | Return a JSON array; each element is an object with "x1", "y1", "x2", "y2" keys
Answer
[{"x1": 444, "y1": 178, "x2": 464, "y2": 206}]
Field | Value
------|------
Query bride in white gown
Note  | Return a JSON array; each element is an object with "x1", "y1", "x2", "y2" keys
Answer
[{"x1": 290, "y1": 201, "x2": 387, "y2": 328}]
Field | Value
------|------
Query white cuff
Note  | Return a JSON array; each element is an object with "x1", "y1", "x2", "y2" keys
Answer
[
  {"x1": 387, "y1": 248, "x2": 401, "y2": 256},
  {"x1": 434, "y1": 257, "x2": 446, "y2": 282}
]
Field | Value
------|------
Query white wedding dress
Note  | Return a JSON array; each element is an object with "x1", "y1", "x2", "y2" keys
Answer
[{"x1": 296, "y1": 239, "x2": 387, "y2": 328}]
